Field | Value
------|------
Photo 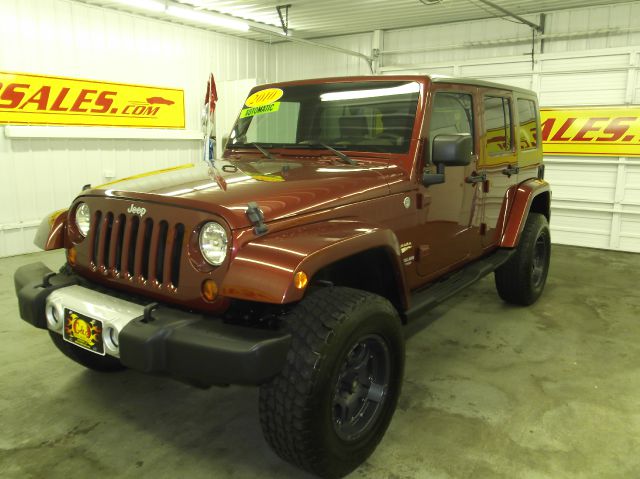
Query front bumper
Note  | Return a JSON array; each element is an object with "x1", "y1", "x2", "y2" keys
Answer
[{"x1": 14, "y1": 263, "x2": 291, "y2": 386}]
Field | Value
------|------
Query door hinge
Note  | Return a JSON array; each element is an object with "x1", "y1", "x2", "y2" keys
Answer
[
  {"x1": 465, "y1": 171, "x2": 487, "y2": 184},
  {"x1": 502, "y1": 165, "x2": 520, "y2": 177}
]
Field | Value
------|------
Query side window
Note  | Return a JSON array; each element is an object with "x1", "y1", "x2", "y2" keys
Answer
[
  {"x1": 517, "y1": 99, "x2": 539, "y2": 150},
  {"x1": 429, "y1": 92, "x2": 474, "y2": 152},
  {"x1": 484, "y1": 96, "x2": 513, "y2": 155}
]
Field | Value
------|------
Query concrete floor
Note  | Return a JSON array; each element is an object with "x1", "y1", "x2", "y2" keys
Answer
[{"x1": 1, "y1": 245, "x2": 639, "y2": 478}]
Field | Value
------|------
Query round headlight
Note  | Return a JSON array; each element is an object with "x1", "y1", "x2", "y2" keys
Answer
[
  {"x1": 75, "y1": 202, "x2": 91, "y2": 237},
  {"x1": 199, "y1": 222, "x2": 228, "y2": 265}
]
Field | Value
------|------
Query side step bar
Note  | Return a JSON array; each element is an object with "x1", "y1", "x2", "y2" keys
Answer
[{"x1": 404, "y1": 248, "x2": 515, "y2": 323}]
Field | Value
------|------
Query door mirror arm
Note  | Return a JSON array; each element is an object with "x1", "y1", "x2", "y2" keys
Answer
[{"x1": 422, "y1": 163, "x2": 445, "y2": 186}]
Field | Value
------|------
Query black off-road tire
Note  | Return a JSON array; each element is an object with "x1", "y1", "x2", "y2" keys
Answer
[
  {"x1": 49, "y1": 331, "x2": 125, "y2": 372},
  {"x1": 495, "y1": 212, "x2": 551, "y2": 306},
  {"x1": 259, "y1": 287, "x2": 404, "y2": 478}
]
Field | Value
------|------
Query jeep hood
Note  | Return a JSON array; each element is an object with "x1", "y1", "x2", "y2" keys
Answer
[{"x1": 85, "y1": 158, "x2": 390, "y2": 230}]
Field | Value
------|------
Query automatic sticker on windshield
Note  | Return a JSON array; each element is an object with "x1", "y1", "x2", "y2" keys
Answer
[
  {"x1": 240, "y1": 102, "x2": 280, "y2": 118},
  {"x1": 245, "y1": 88, "x2": 284, "y2": 107}
]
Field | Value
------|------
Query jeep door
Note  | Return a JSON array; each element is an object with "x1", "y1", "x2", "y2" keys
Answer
[
  {"x1": 478, "y1": 90, "x2": 519, "y2": 248},
  {"x1": 415, "y1": 85, "x2": 484, "y2": 280}
]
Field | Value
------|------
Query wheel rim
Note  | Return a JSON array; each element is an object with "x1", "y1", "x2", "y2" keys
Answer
[
  {"x1": 332, "y1": 334, "x2": 391, "y2": 441},
  {"x1": 531, "y1": 233, "x2": 549, "y2": 288}
]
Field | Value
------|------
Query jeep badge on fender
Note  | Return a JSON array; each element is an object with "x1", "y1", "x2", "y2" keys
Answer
[{"x1": 15, "y1": 75, "x2": 550, "y2": 479}]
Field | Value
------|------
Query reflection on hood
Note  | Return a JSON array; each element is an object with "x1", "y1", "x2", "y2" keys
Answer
[{"x1": 90, "y1": 158, "x2": 392, "y2": 229}]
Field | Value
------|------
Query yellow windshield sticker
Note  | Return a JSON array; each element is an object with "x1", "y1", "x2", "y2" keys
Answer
[
  {"x1": 240, "y1": 102, "x2": 280, "y2": 118},
  {"x1": 245, "y1": 88, "x2": 283, "y2": 108}
]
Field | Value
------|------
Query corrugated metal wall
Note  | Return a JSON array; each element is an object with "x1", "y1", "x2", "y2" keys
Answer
[{"x1": 0, "y1": 0, "x2": 268, "y2": 256}]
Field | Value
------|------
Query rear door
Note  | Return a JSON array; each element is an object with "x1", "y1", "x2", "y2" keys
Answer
[{"x1": 479, "y1": 90, "x2": 518, "y2": 248}]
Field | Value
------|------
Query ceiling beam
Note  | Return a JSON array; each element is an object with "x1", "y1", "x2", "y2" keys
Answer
[{"x1": 474, "y1": 0, "x2": 543, "y2": 32}]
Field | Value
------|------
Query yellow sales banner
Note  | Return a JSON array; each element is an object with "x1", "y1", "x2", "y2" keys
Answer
[
  {"x1": 0, "y1": 71, "x2": 184, "y2": 128},
  {"x1": 540, "y1": 107, "x2": 640, "y2": 157}
]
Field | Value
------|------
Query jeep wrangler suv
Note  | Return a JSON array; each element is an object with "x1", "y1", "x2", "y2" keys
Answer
[{"x1": 15, "y1": 75, "x2": 551, "y2": 478}]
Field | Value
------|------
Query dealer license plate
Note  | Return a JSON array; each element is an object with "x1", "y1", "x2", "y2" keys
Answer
[{"x1": 63, "y1": 308, "x2": 105, "y2": 355}]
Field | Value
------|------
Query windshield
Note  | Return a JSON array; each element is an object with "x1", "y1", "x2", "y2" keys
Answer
[{"x1": 227, "y1": 81, "x2": 421, "y2": 154}]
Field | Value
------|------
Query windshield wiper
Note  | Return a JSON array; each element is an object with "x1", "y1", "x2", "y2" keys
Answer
[
  {"x1": 313, "y1": 142, "x2": 356, "y2": 165},
  {"x1": 250, "y1": 142, "x2": 275, "y2": 161}
]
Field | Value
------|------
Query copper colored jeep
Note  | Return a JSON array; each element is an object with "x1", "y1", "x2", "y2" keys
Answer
[{"x1": 15, "y1": 76, "x2": 551, "y2": 478}]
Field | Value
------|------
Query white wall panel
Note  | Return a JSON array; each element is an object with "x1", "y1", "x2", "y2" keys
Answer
[
  {"x1": 546, "y1": 162, "x2": 618, "y2": 204},
  {"x1": 544, "y1": 3, "x2": 640, "y2": 53},
  {"x1": 539, "y1": 71, "x2": 628, "y2": 106},
  {"x1": 0, "y1": 0, "x2": 270, "y2": 257},
  {"x1": 550, "y1": 210, "x2": 613, "y2": 250},
  {"x1": 540, "y1": 53, "x2": 630, "y2": 73},
  {"x1": 383, "y1": 16, "x2": 530, "y2": 66},
  {"x1": 624, "y1": 163, "x2": 640, "y2": 204},
  {"x1": 459, "y1": 60, "x2": 533, "y2": 77},
  {"x1": 268, "y1": 33, "x2": 373, "y2": 82},
  {"x1": 379, "y1": 3, "x2": 640, "y2": 69},
  {"x1": 399, "y1": 66, "x2": 456, "y2": 77}
]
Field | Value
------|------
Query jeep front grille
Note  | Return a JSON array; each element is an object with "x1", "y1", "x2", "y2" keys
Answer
[{"x1": 90, "y1": 210, "x2": 185, "y2": 287}]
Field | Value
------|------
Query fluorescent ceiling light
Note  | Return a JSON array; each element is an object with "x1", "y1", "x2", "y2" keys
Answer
[
  {"x1": 320, "y1": 82, "x2": 421, "y2": 102},
  {"x1": 166, "y1": 5, "x2": 250, "y2": 32},
  {"x1": 111, "y1": 0, "x2": 166, "y2": 13}
]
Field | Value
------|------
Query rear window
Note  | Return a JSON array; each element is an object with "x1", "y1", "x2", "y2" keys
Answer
[
  {"x1": 517, "y1": 99, "x2": 539, "y2": 150},
  {"x1": 484, "y1": 96, "x2": 513, "y2": 155}
]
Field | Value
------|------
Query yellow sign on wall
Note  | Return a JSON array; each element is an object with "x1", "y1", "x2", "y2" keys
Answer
[
  {"x1": 541, "y1": 107, "x2": 640, "y2": 157},
  {"x1": 0, "y1": 71, "x2": 185, "y2": 128}
]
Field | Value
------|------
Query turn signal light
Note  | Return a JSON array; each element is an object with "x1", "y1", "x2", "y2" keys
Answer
[
  {"x1": 294, "y1": 271, "x2": 308, "y2": 290},
  {"x1": 67, "y1": 247, "x2": 77, "y2": 266},
  {"x1": 201, "y1": 279, "x2": 218, "y2": 302}
]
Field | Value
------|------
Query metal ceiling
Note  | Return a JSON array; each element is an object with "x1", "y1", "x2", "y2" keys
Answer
[{"x1": 82, "y1": 0, "x2": 637, "y2": 41}]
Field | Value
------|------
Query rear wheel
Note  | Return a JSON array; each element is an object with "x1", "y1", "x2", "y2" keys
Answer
[
  {"x1": 259, "y1": 287, "x2": 404, "y2": 478},
  {"x1": 48, "y1": 331, "x2": 125, "y2": 372},
  {"x1": 495, "y1": 213, "x2": 551, "y2": 305}
]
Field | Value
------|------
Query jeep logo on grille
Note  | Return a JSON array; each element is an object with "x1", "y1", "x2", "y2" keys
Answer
[{"x1": 127, "y1": 204, "x2": 147, "y2": 217}]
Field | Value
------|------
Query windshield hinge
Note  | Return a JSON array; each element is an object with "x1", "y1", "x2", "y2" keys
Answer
[{"x1": 246, "y1": 202, "x2": 268, "y2": 236}]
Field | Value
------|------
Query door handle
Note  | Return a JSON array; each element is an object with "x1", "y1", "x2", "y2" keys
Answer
[
  {"x1": 502, "y1": 165, "x2": 520, "y2": 177},
  {"x1": 465, "y1": 171, "x2": 487, "y2": 184}
]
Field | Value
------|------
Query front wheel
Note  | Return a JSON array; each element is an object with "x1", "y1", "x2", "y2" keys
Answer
[
  {"x1": 495, "y1": 212, "x2": 551, "y2": 305},
  {"x1": 259, "y1": 287, "x2": 404, "y2": 478}
]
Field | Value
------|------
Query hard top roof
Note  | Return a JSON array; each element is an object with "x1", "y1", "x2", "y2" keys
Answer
[
  {"x1": 257, "y1": 75, "x2": 536, "y2": 97},
  {"x1": 430, "y1": 76, "x2": 536, "y2": 96}
]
